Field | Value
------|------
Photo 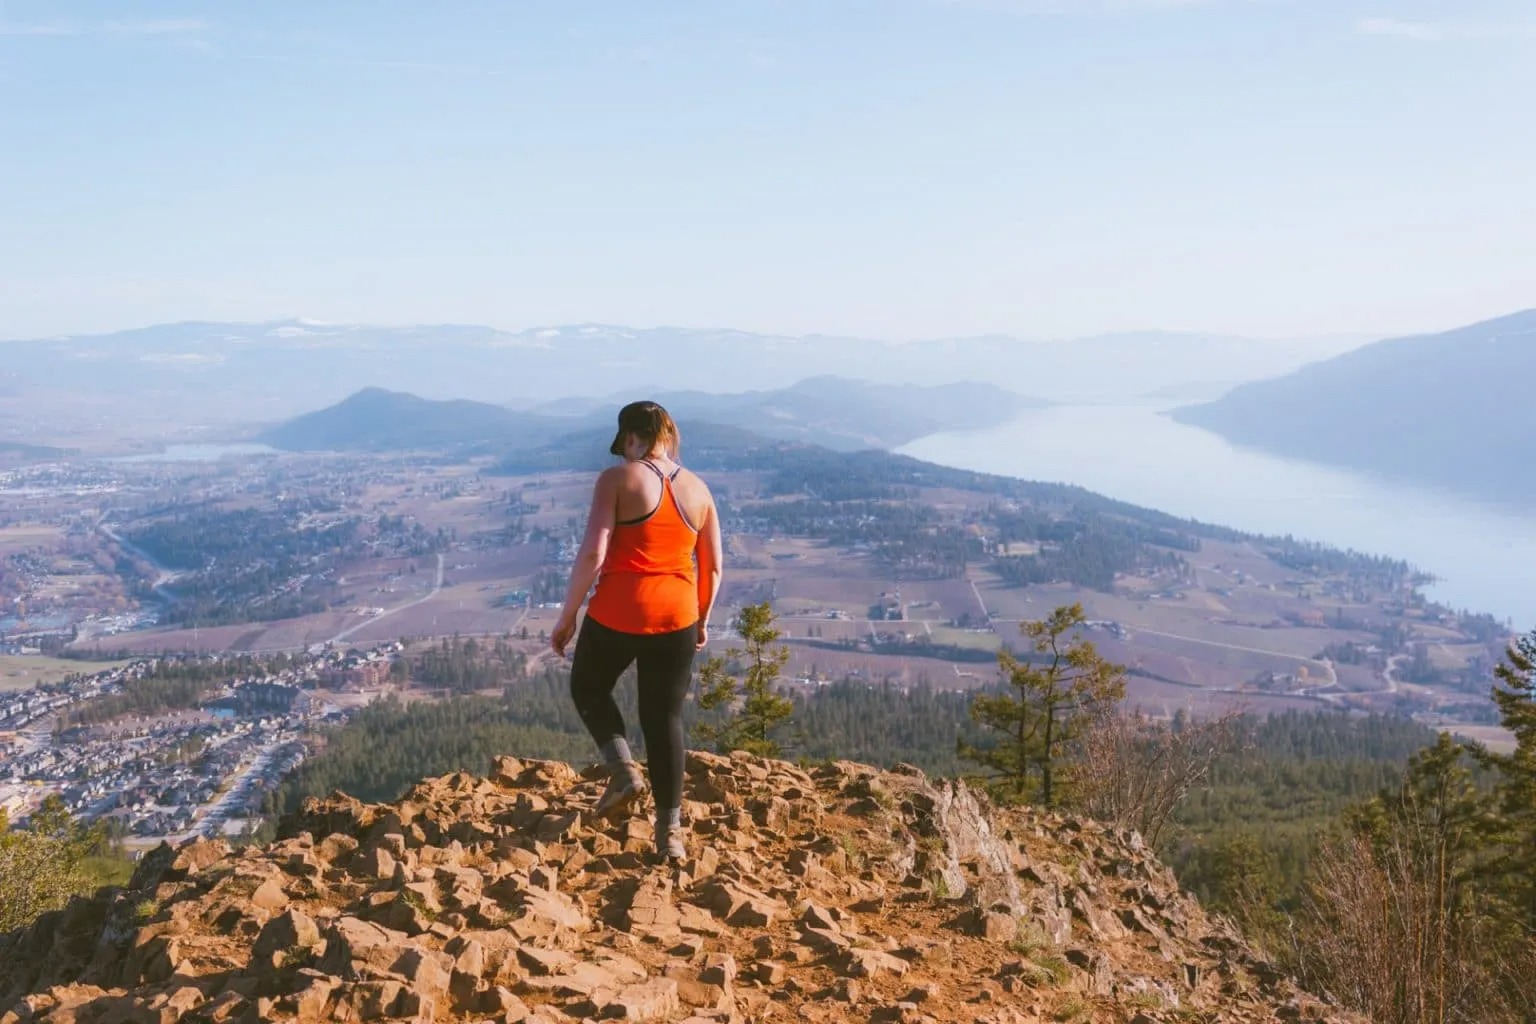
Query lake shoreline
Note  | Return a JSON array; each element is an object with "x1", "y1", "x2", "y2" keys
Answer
[{"x1": 899, "y1": 400, "x2": 1536, "y2": 629}]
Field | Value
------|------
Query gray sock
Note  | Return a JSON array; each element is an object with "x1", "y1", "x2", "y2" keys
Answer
[
  {"x1": 600, "y1": 737, "x2": 633, "y2": 766},
  {"x1": 655, "y1": 806, "x2": 681, "y2": 839}
]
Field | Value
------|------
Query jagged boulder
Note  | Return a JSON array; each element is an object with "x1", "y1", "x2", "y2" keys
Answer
[{"x1": 0, "y1": 753, "x2": 1365, "y2": 1024}]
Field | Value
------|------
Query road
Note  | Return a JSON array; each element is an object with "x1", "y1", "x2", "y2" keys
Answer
[
  {"x1": 968, "y1": 576, "x2": 991, "y2": 621},
  {"x1": 99, "y1": 521, "x2": 183, "y2": 599},
  {"x1": 1123, "y1": 626, "x2": 1339, "y2": 687},
  {"x1": 326, "y1": 552, "x2": 445, "y2": 646},
  {"x1": 174, "y1": 732, "x2": 296, "y2": 842},
  {"x1": 1383, "y1": 653, "x2": 1407, "y2": 695}
]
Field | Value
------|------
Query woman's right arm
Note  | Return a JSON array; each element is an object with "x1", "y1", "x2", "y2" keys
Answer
[
  {"x1": 695, "y1": 494, "x2": 724, "y2": 650},
  {"x1": 551, "y1": 468, "x2": 619, "y2": 656}
]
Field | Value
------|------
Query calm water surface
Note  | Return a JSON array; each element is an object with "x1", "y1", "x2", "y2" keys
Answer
[
  {"x1": 111, "y1": 443, "x2": 279, "y2": 463},
  {"x1": 900, "y1": 401, "x2": 1536, "y2": 629}
]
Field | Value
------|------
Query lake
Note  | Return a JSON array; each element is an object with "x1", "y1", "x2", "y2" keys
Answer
[
  {"x1": 110, "y1": 443, "x2": 279, "y2": 463},
  {"x1": 900, "y1": 400, "x2": 1536, "y2": 630}
]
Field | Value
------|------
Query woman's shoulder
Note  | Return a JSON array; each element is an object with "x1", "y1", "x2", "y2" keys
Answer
[{"x1": 672, "y1": 466, "x2": 714, "y2": 508}]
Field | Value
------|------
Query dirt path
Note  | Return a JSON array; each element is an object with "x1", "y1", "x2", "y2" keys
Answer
[{"x1": 326, "y1": 552, "x2": 445, "y2": 646}]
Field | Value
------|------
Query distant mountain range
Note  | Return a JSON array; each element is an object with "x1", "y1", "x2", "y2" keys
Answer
[
  {"x1": 258, "y1": 378, "x2": 1043, "y2": 454},
  {"x1": 1172, "y1": 308, "x2": 1536, "y2": 506},
  {"x1": 0, "y1": 320, "x2": 1362, "y2": 441}
]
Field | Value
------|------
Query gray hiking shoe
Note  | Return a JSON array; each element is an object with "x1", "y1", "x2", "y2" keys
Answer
[
  {"x1": 656, "y1": 824, "x2": 686, "y2": 862},
  {"x1": 593, "y1": 762, "x2": 645, "y2": 820}
]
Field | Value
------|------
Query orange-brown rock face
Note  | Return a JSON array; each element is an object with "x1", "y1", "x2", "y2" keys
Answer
[{"x1": 0, "y1": 752, "x2": 1361, "y2": 1024}]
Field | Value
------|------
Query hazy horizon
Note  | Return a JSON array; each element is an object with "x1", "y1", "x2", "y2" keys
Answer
[{"x1": 0, "y1": 313, "x2": 1386, "y2": 348}]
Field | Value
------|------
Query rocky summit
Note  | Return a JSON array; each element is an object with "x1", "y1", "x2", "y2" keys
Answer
[{"x1": 0, "y1": 752, "x2": 1361, "y2": 1024}]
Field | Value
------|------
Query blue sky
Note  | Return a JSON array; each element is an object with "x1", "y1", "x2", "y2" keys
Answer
[{"x1": 1, "y1": 0, "x2": 1532, "y2": 340}]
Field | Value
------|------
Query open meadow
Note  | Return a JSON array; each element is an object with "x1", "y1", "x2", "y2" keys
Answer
[{"x1": 0, "y1": 654, "x2": 129, "y2": 690}]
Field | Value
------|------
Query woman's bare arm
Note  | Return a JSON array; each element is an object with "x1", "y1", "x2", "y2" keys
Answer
[
  {"x1": 551, "y1": 468, "x2": 620, "y2": 655},
  {"x1": 694, "y1": 494, "x2": 724, "y2": 649}
]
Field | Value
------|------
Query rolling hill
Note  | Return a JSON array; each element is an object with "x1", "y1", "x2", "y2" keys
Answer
[
  {"x1": 1171, "y1": 308, "x2": 1536, "y2": 505},
  {"x1": 256, "y1": 388, "x2": 564, "y2": 453},
  {"x1": 257, "y1": 378, "x2": 1040, "y2": 454}
]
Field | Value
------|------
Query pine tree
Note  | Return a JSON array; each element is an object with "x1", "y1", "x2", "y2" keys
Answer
[
  {"x1": 695, "y1": 602, "x2": 794, "y2": 758},
  {"x1": 0, "y1": 796, "x2": 102, "y2": 933},
  {"x1": 959, "y1": 602, "x2": 1126, "y2": 807},
  {"x1": 1302, "y1": 733, "x2": 1505, "y2": 1024},
  {"x1": 1482, "y1": 630, "x2": 1536, "y2": 937}
]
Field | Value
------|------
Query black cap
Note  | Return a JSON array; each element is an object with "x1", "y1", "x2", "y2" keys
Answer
[{"x1": 608, "y1": 400, "x2": 669, "y2": 457}]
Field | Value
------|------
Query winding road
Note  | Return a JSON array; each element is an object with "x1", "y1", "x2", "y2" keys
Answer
[
  {"x1": 1126, "y1": 626, "x2": 1340, "y2": 688},
  {"x1": 99, "y1": 520, "x2": 184, "y2": 600},
  {"x1": 326, "y1": 552, "x2": 445, "y2": 646}
]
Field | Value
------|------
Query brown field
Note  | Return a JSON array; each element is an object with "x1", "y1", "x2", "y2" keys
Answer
[
  {"x1": 0, "y1": 524, "x2": 63, "y2": 556},
  {"x1": 0, "y1": 654, "x2": 130, "y2": 690},
  {"x1": 1450, "y1": 725, "x2": 1516, "y2": 755},
  {"x1": 1119, "y1": 676, "x2": 1329, "y2": 719}
]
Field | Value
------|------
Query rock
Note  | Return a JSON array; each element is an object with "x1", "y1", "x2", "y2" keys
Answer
[
  {"x1": 318, "y1": 916, "x2": 412, "y2": 976},
  {"x1": 391, "y1": 947, "x2": 453, "y2": 999},
  {"x1": 521, "y1": 960, "x2": 628, "y2": 1000},
  {"x1": 699, "y1": 881, "x2": 783, "y2": 928},
  {"x1": 0, "y1": 753, "x2": 1369, "y2": 1024},
  {"x1": 797, "y1": 927, "x2": 850, "y2": 955},
  {"x1": 798, "y1": 902, "x2": 841, "y2": 933},
  {"x1": 603, "y1": 978, "x2": 680, "y2": 1020},
  {"x1": 169, "y1": 838, "x2": 230, "y2": 877},
  {"x1": 1120, "y1": 905, "x2": 1170, "y2": 941},
  {"x1": 700, "y1": 954, "x2": 737, "y2": 988},
  {"x1": 358, "y1": 846, "x2": 396, "y2": 880},
  {"x1": 483, "y1": 985, "x2": 531, "y2": 1021},
  {"x1": 455, "y1": 938, "x2": 487, "y2": 979},
  {"x1": 492, "y1": 755, "x2": 526, "y2": 785},
  {"x1": 843, "y1": 949, "x2": 911, "y2": 979},
  {"x1": 291, "y1": 970, "x2": 337, "y2": 1022},
  {"x1": 252, "y1": 908, "x2": 321, "y2": 963},
  {"x1": 249, "y1": 878, "x2": 290, "y2": 913},
  {"x1": 136, "y1": 935, "x2": 181, "y2": 984},
  {"x1": 1065, "y1": 948, "x2": 1114, "y2": 996},
  {"x1": 978, "y1": 911, "x2": 1017, "y2": 943},
  {"x1": 618, "y1": 876, "x2": 682, "y2": 936},
  {"x1": 513, "y1": 943, "x2": 574, "y2": 977},
  {"x1": 515, "y1": 887, "x2": 590, "y2": 934},
  {"x1": 349, "y1": 979, "x2": 404, "y2": 1020},
  {"x1": 316, "y1": 832, "x2": 360, "y2": 865}
]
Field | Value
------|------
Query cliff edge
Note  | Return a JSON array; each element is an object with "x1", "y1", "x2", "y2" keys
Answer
[{"x1": 0, "y1": 752, "x2": 1360, "y2": 1024}]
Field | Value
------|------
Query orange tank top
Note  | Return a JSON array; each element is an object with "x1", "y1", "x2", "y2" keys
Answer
[{"x1": 586, "y1": 462, "x2": 700, "y2": 634}]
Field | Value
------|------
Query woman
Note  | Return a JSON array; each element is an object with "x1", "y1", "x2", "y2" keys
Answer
[{"x1": 550, "y1": 400, "x2": 723, "y2": 861}]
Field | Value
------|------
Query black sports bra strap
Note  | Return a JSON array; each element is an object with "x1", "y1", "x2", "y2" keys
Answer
[
  {"x1": 667, "y1": 466, "x2": 682, "y2": 481},
  {"x1": 636, "y1": 459, "x2": 666, "y2": 481}
]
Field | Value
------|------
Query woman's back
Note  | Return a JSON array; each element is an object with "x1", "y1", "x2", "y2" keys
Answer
[
  {"x1": 587, "y1": 457, "x2": 709, "y2": 634},
  {"x1": 610, "y1": 457, "x2": 712, "y2": 529}
]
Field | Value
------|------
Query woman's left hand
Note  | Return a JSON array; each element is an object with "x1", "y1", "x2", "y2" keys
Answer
[{"x1": 551, "y1": 616, "x2": 577, "y2": 657}]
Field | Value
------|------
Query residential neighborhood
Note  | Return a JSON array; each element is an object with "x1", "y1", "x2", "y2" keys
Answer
[{"x1": 0, "y1": 643, "x2": 402, "y2": 846}]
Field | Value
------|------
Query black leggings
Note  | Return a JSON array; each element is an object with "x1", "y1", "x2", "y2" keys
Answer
[{"x1": 569, "y1": 616, "x2": 697, "y2": 812}]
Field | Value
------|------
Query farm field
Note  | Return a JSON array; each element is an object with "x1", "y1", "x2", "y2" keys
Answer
[
  {"x1": 0, "y1": 525, "x2": 63, "y2": 556},
  {"x1": 0, "y1": 654, "x2": 129, "y2": 690}
]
